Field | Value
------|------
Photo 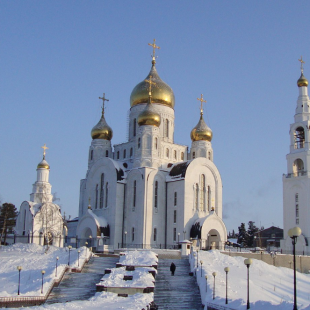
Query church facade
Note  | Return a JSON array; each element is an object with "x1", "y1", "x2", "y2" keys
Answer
[
  {"x1": 281, "y1": 59, "x2": 310, "y2": 254},
  {"x1": 76, "y1": 43, "x2": 227, "y2": 252}
]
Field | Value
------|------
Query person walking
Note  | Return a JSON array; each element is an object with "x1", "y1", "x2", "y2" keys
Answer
[{"x1": 170, "y1": 262, "x2": 176, "y2": 276}]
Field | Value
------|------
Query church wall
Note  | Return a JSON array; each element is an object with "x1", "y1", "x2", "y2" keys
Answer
[{"x1": 15, "y1": 201, "x2": 33, "y2": 236}]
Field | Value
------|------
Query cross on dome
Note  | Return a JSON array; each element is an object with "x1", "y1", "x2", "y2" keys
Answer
[
  {"x1": 299, "y1": 56, "x2": 305, "y2": 73},
  {"x1": 99, "y1": 93, "x2": 109, "y2": 115},
  {"x1": 41, "y1": 144, "x2": 48, "y2": 159},
  {"x1": 197, "y1": 94, "x2": 207, "y2": 115},
  {"x1": 148, "y1": 39, "x2": 160, "y2": 61}
]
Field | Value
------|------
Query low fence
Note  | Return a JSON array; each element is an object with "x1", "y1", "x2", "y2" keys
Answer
[
  {"x1": 118, "y1": 243, "x2": 180, "y2": 250},
  {"x1": 206, "y1": 302, "x2": 236, "y2": 310}
]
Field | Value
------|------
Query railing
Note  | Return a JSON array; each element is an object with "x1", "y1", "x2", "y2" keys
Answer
[
  {"x1": 206, "y1": 302, "x2": 236, "y2": 310},
  {"x1": 118, "y1": 243, "x2": 179, "y2": 250},
  {"x1": 285, "y1": 171, "x2": 307, "y2": 178}
]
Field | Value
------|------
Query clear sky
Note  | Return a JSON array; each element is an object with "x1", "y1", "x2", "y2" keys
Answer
[{"x1": 1, "y1": 1, "x2": 309, "y2": 233}]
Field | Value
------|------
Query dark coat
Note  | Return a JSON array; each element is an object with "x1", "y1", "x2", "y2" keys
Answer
[{"x1": 170, "y1": 263, "x2": 176, "y2": 272}]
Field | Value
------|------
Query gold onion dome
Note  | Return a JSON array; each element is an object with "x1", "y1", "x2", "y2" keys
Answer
[
  {"x1": 297, "y1": 72, "x2": 308, "y2": 87},
  {"x1": 190, "y1": 113, "x2": 213, "y2": 142},
  {"x1": 137, "y1": 97, "x2": 161, "y2": 127},
  {"x1": 37, "y1": 158, "x2": 50, "y2": 169},
  {"x1": 91, "y1": 109, "x2": 113, "y2": 140},
  {"x1": 130, "y1": 61, "x2": 175, "y2": 109}
]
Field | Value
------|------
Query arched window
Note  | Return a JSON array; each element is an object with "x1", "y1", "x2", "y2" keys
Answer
[
  {"x1": 155, "y1": 137, "x2": 158, "y2": 149},
  {"x1": 95, "y1": 184, "x2": 99, "y2": 209},
  {"x1": 105, "y1": 183, "x2": 108, "y2": 208},
  {"x1": 195, "y1": 184, "x2": 199, "y2": 211},
  {"x1": 200, "y1": 175, "x2": 206, "y2": 211},
  {"x1": 181, "y1": 152, "x2": 184, "y2": 161},
  {"x1": 133, "y1": 180, "x2": 136, "y2": 208},
  {"x1": 90, "y1": 150, "x2": 93, "y2": 160},
  {"x1": 165, "y1": 119, "x2": 169, "y2": 138},
  {"x1": 166, "y1": 148, "x2": 169, "y2": 158},
  {"x1": 174, "y1": 150, "x2": 177, "y2": 160},
  {"x1": 293, "y1": 158, "x2": 304, "y2": 176},
  {"x1": 154, "y1": 228, "x2": 157, "y2": 242},
  {"x1": 208, "y1": 152, "x2": 211, "y2": 160},
  {"x1": 123, "y1": 149, "x2": 126, "y2": 159},
  {"x1": 192, "y1": 152, "x2": 196, "y2": 159},
  {"x1": 295, "y1": 193, "x2": 299, "y2": 224},
  {"x1": 174, "y1": 210, "x2": 177, "y2": 223},
  {"x1": 174, "y1": 192, "x2": 177, "y2": 206},
  {"x1": 106, "y1": 150, "x2": 109, "y2": 157},
  {"x1": 133, "y1": 119, "x2": 136, "y2": 137},
  {"x1": 173, "y1": 228, "x2": 176, "y2": 241},
  {"x1": 208, "y1": 186, "x2": 211, "y2": 211},
  {"x1": 138, "y1": 138, "x2": 141, "y2": 149},
  {"x1": 117, "y1": 151, "x2": 120, "y2": 159},
  {"x1": 154, "y1": 181, "x2": 158, "y2": 210},
  {"x1": 294, "y1": 127, "x2": 305, "y2": 149},
  {"x1": 130, "y1": 147, "x2": 133, "y2": 157},
  {"x1": 295, "y1": 193, "x2": 299, "y2": 203},
  {"x1": 132, "y1": 227, "x2": 135, "y2": 242},
  {"x1": 100, "y1": 173, "x2": 104, "y2": 209},
  {"x1": 23, "y1": 209, "x2": 26, "y2": 232}
]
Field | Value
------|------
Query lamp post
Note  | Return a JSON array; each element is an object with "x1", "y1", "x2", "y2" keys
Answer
[
  {"x1": 89, "y1": 235, "x2": 92, "y2": 248},
  {"x1": 183, "y1": 230, "x2": 186, "y2": 240},
  {"x1": 244, "y1": 258, "x2": 253, "y2": 309},
  {"x1": 212, "y1": 272, "x2": 216, "y2": 300},
  {"x1": 200, "y1": 260, "x2": 203, "y2": 277},
  {"x1": 41, "y1": 270, "x2": 45, "y2": 294},
  {"x1": 78, "y1": 250, "x2": 80, "y2": 267},
  {"x1": 205, "y1": 275, "x2": 208, "y2": 292},
  {"x1": 17, "y1": 266, "x2": 22, "y2": 295},
  {"x1": 224, "y1": 267, "x2": 230, "y2": 304},
  {"x1": 68, "y1": 245, "x2": 72, "y2": 266},
  {"x1": 124, "y1": 231, "x2": 127, "y2": 247},
  {"x1": 178, "y1": 233, "x2": 180, "y2": 244},
  {"x1": 55, "y1": 256, "x2": 59, "y2": 277},
  {"x1": 288, "y1": 226, "x2": 302, "y2": 310},
  {"x1": 196, "y1": 249, "x2": 199, "y2": 268}
]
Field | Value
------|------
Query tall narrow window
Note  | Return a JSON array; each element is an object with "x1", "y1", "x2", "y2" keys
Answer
[
  {"x1": 208, "y1": 186, "x2": 211, "y2": 211},
  {"x1": 155, "y1": 138, "x2": 158, "y2": 149},
  {"x1": 133, "y1": 180, "x2": 136, "y2": 208},
  {"x1": 200, "y1": 175, "x2": 206, "y2": 211},
  {"x1": 296, "y1": 205, "x2": 299, "y2": 217},
  {"x1": 105, "y1": 183, "x2": 108, "y2": 208},
  {"x1": 174, "y1": 150, "x2": 177, "y2": 160},
  {"x1": 174, "y1": 192, "x2": 177, "y2": 206},
  {"x1": 123, "y1": 149, "x2": 126, "y2": 159},
  {"x1": 195, "y1": 184, "x2": 199, "y2": 210},
  {"x1": 294, "y1": 127, "x2": 305, "y2": 149},
  {"x1": 174, "y1": 210, "x2": 177, "y2": 223},
  {"x1": 100, "y1": 173, "x2": 104, "y2": 209},
  {"x1": 105, "y1": 150, "x2": 109, "y2": 157},
  {"x1": 181, "y1": 152, "x2": 184, "y2": 161},
  {"x1": 295, "y1": 193, "x2": 299, "y2": 202},
  {"x1": 154, "y1": 181, "x2": 158, "y2": 210},
  {"x1": 154, "y1": 228, "x2": 157, "y2": 242},
  {"x1": 23, "y1": 209, "x2": 26, "y2": 232},
  {"x1": 133, "y1": 119, "x2": 136, "y2": 137},
  {"x1": 166, "y1": 148, "x2": 169, "y2": 158},
  {"x1": 130, "y1": 148, "x2": 133, "y2": 157},
  {"x1": 132, "y1": 227, "x2": 135, "y2": 242},
  {"x1": 173, "y1": 228, "x2": 176, "y2": 241},
  {"x1": 165, "y1": 119, "x2": 169, "y2": 138},
  {"x1": 90, "y1": 150, "x2": 93, "y2": 160},
  {"x1": 95, "y1": 184, "x2": 99, "y2": 209},
  {"x1": 138, "y1": 138, "x2": 141, "y2": 149},
  {"x1": 117, "y1": 151, "x2": 120, "y2": 159},
  {"x1": 208, "y1": 152, "x2": 211, "y2": 160},
  {"x1": 193, "y1": 152, "x2": 196, "y2": 159}
]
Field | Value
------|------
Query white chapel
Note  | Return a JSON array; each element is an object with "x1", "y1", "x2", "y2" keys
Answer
[
  {"x1": 281, "y1": 58, "x2": 310, "y2": 254},
  {"x1": 75, "y1": 41, "x2": 227, "y2": 251}
]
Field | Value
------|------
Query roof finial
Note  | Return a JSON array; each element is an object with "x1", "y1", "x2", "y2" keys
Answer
[
  {"x1": 148, "y1": 39, "x2": 160, "y2": 64},
  {"x1": 197, "y1": 94, "x2": 207, "y2": 116},
  {"x1": 41, "y1": 144, "x2": 48, "y2": 160},
  {"x1": 99, "y1": 93, "x2": 109, "y2": 116},
  {"x1": 299, "y1": 56, "x2": 305, "y2": 73},
  {"x1": 144, "y1": 75, "x2": 157, "y2": 98}
]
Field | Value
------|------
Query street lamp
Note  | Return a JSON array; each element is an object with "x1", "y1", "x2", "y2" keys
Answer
[
  {"x1": 89, "y1": 235, "x2": 92, "y2": 247},
  {"x1": 78, "y1": 250, "x2": 80, "y2": 267},
  {"x1": 183, "y1": 230, "x2": 186, "y2": 240},
  {"x1": 205, "y1": 275, "x2": 208, "y2": 292},
  {"x1": 85, "y1": 242, "x2": 88, "y2": 257},
  {"x1": 200, "y1": 260, "x2": 203, "y2": 277},
  {"x1": 212, "y1": 272, "x2": 216, "y2": 300},
  {"x1": 224, "y1": 267, "x2": 230, "y2": 304},
  {"x1": 196, "y1": 249, "x2": 199, "y2": 268},
  {"x1": 55, "y1": 256, "x2": 59, "y2": 277},
  {"x1": 244, "y1": 258, "x2": 253, "y2": 309},
  {"x1": 178, "y1": 233, "x2": 180, "y2": 244},
  {"x1": 68, "y1": 245, "x2": 72, "y2": 266},
  {"x1": 17, "y1": 266, "x2": 22, "y2": 295},
  {"x1": 288, "y1": 226, "x2": 302, "y2": 310},
  {"x1": 124, "y1": 231, "x2": 127, "y2": 247},
  {"x1": 41, "y1": 270, "x2": 45, "y2": 294}
]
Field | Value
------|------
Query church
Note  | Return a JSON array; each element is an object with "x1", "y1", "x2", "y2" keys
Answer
[
  {"x1": 281, "y1": 58, "x2": 310, "y2": 254},
  {"x1": 75, "y1": 41, "x2": 227, "y2": 252}
]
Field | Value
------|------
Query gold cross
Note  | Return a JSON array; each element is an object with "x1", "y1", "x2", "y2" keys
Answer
[
  {"x1": 299, "y1": 56, "x2": 305, "y2": 73},
  {"x1": 41, "y1": 144, "x2": 48, "y2": 158},
  {"x1": 145, "y1": 75, "x2": 157, "y2": 95},
  {"x1": 148, "y1": 39, "x2": 160, "y2": 58},
  {"x1": 197, "y1": 94, "x2": 207, "y2": 114},
  {"x1": 99, "y1": 93, "x2": 109, "y2": 114}
]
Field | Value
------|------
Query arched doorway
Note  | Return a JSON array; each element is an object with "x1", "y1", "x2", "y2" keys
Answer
[{"x1": 206, "y1": 229, "x2": 222, "y2": 250}]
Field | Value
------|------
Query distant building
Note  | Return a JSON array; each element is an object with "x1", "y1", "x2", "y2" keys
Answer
[
  {"x1": 281, "y1": 59, "x2": 310, "y2": 254},
  {"x1": 254, "y1": 226, "x2": 283, "y2": 249}
]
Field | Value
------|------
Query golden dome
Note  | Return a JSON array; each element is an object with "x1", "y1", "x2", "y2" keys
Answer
[
  {"x1": 190, "y1": 113, "x2": 213, "y2": 142},
  {"x1": 91, "y1": 109, "x2": 113, "y2": 140},
  {"x1": 137, "y1": 97, "x2": 161, "y2": 127},
  {"x1": 297, "y1": 72, "x2": 308, "y2": 87},
  {"x1": 37, "y1": 158, "x2": 50, "y2": 169},
  {"x1": 130, "y1": 61, "x2": 175, "y2": 109}
]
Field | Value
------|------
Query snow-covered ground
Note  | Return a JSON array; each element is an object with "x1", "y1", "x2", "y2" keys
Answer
[
  {"x1": 191, "y1": 250, "x2": 310, "y2": 310},
  {"x1": 119, "y1": 250, "x2": 158, "y2": 267}
]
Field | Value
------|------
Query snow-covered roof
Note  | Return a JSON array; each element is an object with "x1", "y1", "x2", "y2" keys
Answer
[
  {"x1": 88, "y1": 209, "x2": 108, "y2": 228},
  {"x1": 166, "y1": 160, "x2": 192, "y2": 181}
]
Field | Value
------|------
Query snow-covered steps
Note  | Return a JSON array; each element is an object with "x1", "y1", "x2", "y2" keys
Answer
[
  {"x1": 154, "y1": 258, "x2": 203, "y2": 310},
  {"x1": 46, "y1": 256, "x2": 119, "y2": 304}
]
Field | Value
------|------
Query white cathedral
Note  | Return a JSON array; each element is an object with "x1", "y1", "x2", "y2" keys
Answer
[
  {"x1": 75, "y1": 42, "x2": 227, "y2": 252},
  {"x1": 281, "y1": 59, "x2": 310, "y2": 254}
]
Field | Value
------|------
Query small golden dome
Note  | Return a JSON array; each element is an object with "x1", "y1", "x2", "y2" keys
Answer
[
  {"x1": 91, "y1": 110, "x2": 113, "y2": 140},
  {"x1": 297, "y1": 72, "x2": 308, "y2": 87},
  {"x1": 37, "y1": 158, "x2": 50, "y2": 169},
  {"x1": 137, "y1": 98, "x2": 161, "y2": 127},
  {"x1": 130, "y1": 62, "x2": 175, "y2": 109},
  {"x1": 190, "y1": 113, "x2": 212, "y2": 142}
]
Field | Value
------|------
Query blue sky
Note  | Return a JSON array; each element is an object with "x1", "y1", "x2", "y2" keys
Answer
[{"x1": 1, "y1": 1, "x2": 309, "y2": 233}]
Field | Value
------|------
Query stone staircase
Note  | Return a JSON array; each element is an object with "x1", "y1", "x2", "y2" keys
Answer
[
  {"x1": 154, "y1": 258, "x2": 203, "y2": 310},
  {"x1": 46, "y1": 255, "x2": 119, "y2": 304}
]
